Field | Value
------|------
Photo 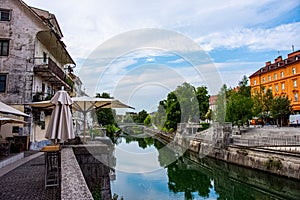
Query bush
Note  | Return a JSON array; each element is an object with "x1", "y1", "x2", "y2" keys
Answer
[{"x1": 265, "y1": 157, "x2": 283, "y2": 170}]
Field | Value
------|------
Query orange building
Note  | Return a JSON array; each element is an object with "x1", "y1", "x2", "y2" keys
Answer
[{"x1": 249, "y1": 50, "x2": 300, "y2": 113}]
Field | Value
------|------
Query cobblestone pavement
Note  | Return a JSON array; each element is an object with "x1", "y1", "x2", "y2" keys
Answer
[{"x1": 0, "y1": 154, "x2": 60, "y2": 200}]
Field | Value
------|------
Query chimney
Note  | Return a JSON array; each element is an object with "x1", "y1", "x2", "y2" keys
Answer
[
  {"x1": 265, "y1": 61, "x2": 271, "y2": 66},
  {"x1": 275, "y1": 56, "x2": 282, "y2": 63},
  {"x1": 288, "y1": 50, "x2": 300, "y2": 58}
]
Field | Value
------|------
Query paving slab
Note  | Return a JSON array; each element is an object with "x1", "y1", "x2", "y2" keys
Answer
[{"x1": 0, "y1": 153, "x2": 60, "y2": 200}]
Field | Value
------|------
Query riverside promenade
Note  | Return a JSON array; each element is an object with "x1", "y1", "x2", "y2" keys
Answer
[
  {"x1": 0, "y1": 151, "x2": 60, "y2": 200},
  {"x1": 0, "y1": 143, "x2": 109, "y2": 200}
]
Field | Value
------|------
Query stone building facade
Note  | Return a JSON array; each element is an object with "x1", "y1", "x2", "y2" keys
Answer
[{"x1": 0, "y1": 0, "x2": 76, "y2": 140}]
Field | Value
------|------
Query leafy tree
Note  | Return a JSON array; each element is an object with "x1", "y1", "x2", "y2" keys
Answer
[
  {"x1": 133, "y1": 110, "x2": 148, "y2": 123},
  {"x1": 195, "y1": 86, "x2": 210, "y2": 120},
  {"x1": 165, "y1": 91, "x2": 181, "y2": 130},
  {"x1": 174, "y1": 82, "x2": 199, "y2": 123},
  {"x1": 214, "y1": 84, "x2": 227, "y2": 123},
  {"x1": 251, "y1": 89, "x2": 263, "y2": 118},
  {"x1": 144, "y1": 114, "x2": 152, "y2": 126},
  {"x1": 226, "y1": 92, "x2": 253, "y2": 126},
  {"x1": 95, "y1": 92, "x2": 116, "y2": 126},
  {"x1": 225, "y1": 76, "x2": 253, "y2": 126},
  {"x1": 123, "y1": 113, "x2": 134, "y2": 123},
  {"x1": 252, "y1": 88, "x2": 274, "y2": 125},
  {"x1": 153, "y1": 100, "x2": 167, "y2": 128},
  {"x1": 271, "y1": 96, "x2": 292, "y2": 126},
  {"x1": 238, "y1": 75, "x2": 251, "y2": 97},
  {"x1": 262, "y1": 89, "x2": 274, "y2": 122},
  {"x1": 95, "y1": 92, "x2": 119, "y2": 139}
]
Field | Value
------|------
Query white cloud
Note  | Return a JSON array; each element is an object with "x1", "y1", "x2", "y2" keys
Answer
[
  {"x1": 24, "y1": 0, "x2": 300, "y2": 58},
  {"x1": 22, "y1": 0, "x2": 300, "y2": 112},
  {"x1": 196, "y1": 22, "x2": 300, "y2": 51}
]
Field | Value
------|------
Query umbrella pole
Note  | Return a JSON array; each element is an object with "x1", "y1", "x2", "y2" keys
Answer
[
  {"x1": 83, "y1": 101, "x2": 86, "y2": 144},
  {"x1": 83, "y1": 112, "x2": 86, "y2": 144}
]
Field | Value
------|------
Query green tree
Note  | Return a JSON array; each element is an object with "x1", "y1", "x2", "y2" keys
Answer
[
  {"x1": 223, "y1": 76, "x2": 253, "y2": 126},
  {"x1": 95, "y1": 92, "x2": 120, "y2": 139},
  {"x1": 226, "y1": 92, "x2": 253, "y2": 126},
  {"x1": 144, "y1": 114, "x2": 152, "y2": 126},
  {"x1": 195, "y1": 86, "x2": 210, "y2": 120},
  {"x1": 165, "y1": 91, "x2": 181, "y2": 131},
  {"x1": 153, "y1": 100, "x2": 166, "y2": 128},
  {"x1": 238, "y1": 75, "x2": 251, "y2": 97},
  {"x1": 174, "y1": 82, "x2": 199, "y2": 123},
  {"x1": 271, "y1": 96, "x2": 292, "y2": 126},
  {"x1": 95, "y1": 92, "x2": 116, "y2": 125},
  {"x1": 214, "y1": 84, "x2": 227, "y2": 123},
  {"x1": 133, "y1": 110, "x2": 148, "y2": 123}
]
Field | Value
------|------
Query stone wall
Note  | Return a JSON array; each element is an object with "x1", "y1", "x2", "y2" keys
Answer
[
  {"x1": 73, "y1": 144, "x2": 114, "y2": 200},
  {"x1": 155, "y1": 123, "x2": 300, "y2": 180},
  {"x1": 61, "y1": 147, "x2": 93, "y2": 200}
]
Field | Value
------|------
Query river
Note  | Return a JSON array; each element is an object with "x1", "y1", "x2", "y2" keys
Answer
[{"x1": 109, "y1": 134, "x2": 300, "y2": 200}]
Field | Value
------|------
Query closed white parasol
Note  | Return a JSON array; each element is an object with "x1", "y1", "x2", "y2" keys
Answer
[{"x1": 45, "y1": 90, "x2": 74, "y2": 143}]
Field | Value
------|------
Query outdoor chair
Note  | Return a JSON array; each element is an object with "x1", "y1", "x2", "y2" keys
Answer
[{"x1": 0, "y1": 140, "x2": 11, "y2": 156}]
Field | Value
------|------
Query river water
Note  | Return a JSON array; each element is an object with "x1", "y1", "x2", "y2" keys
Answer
[{"x1": 110, "y1": 135, "x2": 300, "y2": 200}]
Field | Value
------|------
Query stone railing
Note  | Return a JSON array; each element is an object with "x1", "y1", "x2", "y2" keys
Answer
[{"x1": 61, "y1": 147, "x2": 93, "y2": 200}]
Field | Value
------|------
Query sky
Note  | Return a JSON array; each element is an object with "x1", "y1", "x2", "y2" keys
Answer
[{"x1": 23, "y1": 0, "x2": 300, "y2": 113}]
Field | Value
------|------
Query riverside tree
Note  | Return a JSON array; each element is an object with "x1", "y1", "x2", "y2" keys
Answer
[
  {"x1": 271, "y1": 96, "x2": 292, "y2": 126},
  {"x1": 154, "y1": 82, "x2": 209, "y2": 132},
  {"x1": 226, "y1": 76, "x2": 253, "y2": 126}
]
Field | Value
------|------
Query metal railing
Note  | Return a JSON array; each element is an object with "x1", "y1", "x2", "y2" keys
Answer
[{"x1": 232, "y1": 135, "x2": 300, "y2": 147}]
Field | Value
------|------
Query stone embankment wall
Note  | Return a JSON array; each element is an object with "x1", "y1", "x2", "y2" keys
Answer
[{"x1": 149, "y1": 124, "x2": 300, "y2": 180}]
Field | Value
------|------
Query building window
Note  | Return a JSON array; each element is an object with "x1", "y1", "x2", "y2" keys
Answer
[
  {"x1": 253, "y1": 80, "x2": 256, "y2": 85},
  {"x1": 0, "y1": 40, "x2": 9, "y2": 56},
  {"x1": 43, "y1": 52, "x2": 47, "y2": 63},
  {"x1": 280, "y1": 71, "x2": 284, "y2": 78},
  {"x1": 268, "y1": 75, "x2": 271, "y2": 82},
  {"x1": 262, "y1": 77, "x2": 266, "y2": 83},
  {"x1": 0, "y1": 9, "x2": 10, "y2": 21},
  {"x1": 275, "y1": 84, "x2": 278, "y2": 92},
  {"x1": 269, "y1": 86, "x2": 272, "y2": 91},
  {"x1": 281, "y1": 82, "x2": 285, "y2": 90},
  {"x1": 274, "y1": 73, "x2": 277, "y2": 80},
  {"x1": 295, "y1": 93, "x2": 298, "y2": 102},
  {"x1": 292, "y1": 68, "x2": 296, "y2": 75},
  {"x1": 0, "y1": 74, "x2": 7, "y2": 93},
  {"x1": 294, "y1": 79, "x2": 297, "y2": 88},
  {"x1": 263, "y1": 87, "x2": 266, "y2": 94}
]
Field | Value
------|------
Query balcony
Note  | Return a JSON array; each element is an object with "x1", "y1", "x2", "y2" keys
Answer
[{"x1": 33, "y1": 57, "x2": 74, "y2": 91}]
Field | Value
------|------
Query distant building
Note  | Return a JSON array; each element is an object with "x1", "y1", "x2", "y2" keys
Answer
[
  {"x1": 209, "y1": 95, "x2": 218, "y2": 111},
  {"x1": 0, "y1": 0, "x2": 77, "y2": 141},
  {"x1": 249, "y1": 50, "x2": 300, "y2": 113}
]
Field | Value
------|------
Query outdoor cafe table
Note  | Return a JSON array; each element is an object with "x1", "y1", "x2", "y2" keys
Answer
[{"x1": 40, "y1": 144, "x2": 61, "y2": 188}]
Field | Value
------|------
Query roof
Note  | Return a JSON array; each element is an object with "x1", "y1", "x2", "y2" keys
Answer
[
  {"x1": 29, "y1": 7, "x2": 64, "y2": 38},
  {"x1": 249, "y1": 50, "x2": 300, "y2": 78},
  {"x1": 17, "y1": 0, "x2": 75, "y2": 64}
]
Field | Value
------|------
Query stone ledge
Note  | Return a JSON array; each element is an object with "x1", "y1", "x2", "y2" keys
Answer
[
  {"x1": 61, "y1": 147, "x2": 93, "y2": 200},
  {"x1": 0, "y1": 152, "x2": 24, "y2": 169}
]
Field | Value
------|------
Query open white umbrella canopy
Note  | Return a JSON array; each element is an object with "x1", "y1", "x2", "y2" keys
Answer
[
  {"x1": 0, "y1": 101, "x2": 29, "y2": 117},
  {"x1": 0, "y1": 117, "x2": 26, "y2": 126},
  {"x1": 71, "y1": 96, "x2": 134, "y2": 143},
  {"x1": 31, "y1": 96, "x2": 134, "y2": 143},
  {"x1": 45, "y1": 90, "x2": 74, "y2": 142},
  {"x1": 0, "y1": 117, "x2": 26, "y2": 132}
]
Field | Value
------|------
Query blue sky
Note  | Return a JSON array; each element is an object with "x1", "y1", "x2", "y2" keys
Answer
[{"x1": 24, "y1": 0, "x2": 300, "y2": 113}]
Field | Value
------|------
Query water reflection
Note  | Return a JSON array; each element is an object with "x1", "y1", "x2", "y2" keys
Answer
[{"x1": 111, "y1": 136, "x2": 300, "y2": 200}]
